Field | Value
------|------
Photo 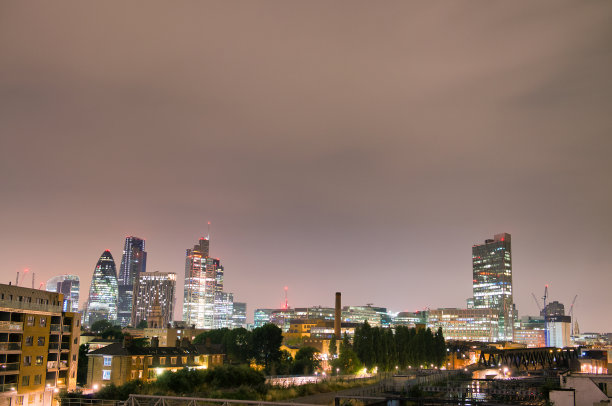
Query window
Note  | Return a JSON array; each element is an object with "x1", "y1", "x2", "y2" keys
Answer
[
  {"x1": 26, "y1": 316, "x2": 35, "y2": 326},
  {"x1": 23, "y1": 356, "x2": 31, "y2": 366},
  {"x1": 35, "y1": 356, "x2": 43, "y2": 366},
  {"x1": 37, "y1": 337, "x2": 45, "y2": 346},
  {"x1": 39, "y1": 317, "x2": 46, "y2": 327},
  {"x1": 171, "y1": 357, "x2": 177, "y2": 365},
  {"x1": 25, "y1": 336, "x2": 33, "y2": 346},
  {"x1": 138, "y1": 371, "x2": 142, "y2": 378},
  {"x1": 194, "y1": 356, "x2": 200, "y2": 363},
  {"x1": 182, "y1": 357, "x2": 187, "y2": 364},
  {"x1": 159, "y1": 357, "x2": 166, "y2": 365},
  {"x1": 148, "y1": 357, "x2": 153, "y2": 365},
  {"x1": 15, "y1": 396, "x2": 23, "y2": 406},
  {"x1": 102, "y1": 370, "x2": 111, "y2": 380},
  {"x1": 22, "y1": 376, "x2": 29, "y2": 386},
  {"x1": 74, "y1": 338, "x2": 78, "y2": 344},
  {"x1": 73, "y1": 355, "x2": 77, "y2": 361},
  {"x1": 103, "y1": 356, "x2": 112, "y2": 366},
  {"x1": 34, "y1": 375, "x2": 41, "y2": 385}
]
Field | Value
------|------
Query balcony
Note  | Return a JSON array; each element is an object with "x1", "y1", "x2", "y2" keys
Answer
[
  {"x1": 0, "y1": 300, "x2": 62, "y2": 314},
  {"x1": 48, "y1": 342, "x2": 60, "y2": 350},
  {"x1": 61, "y1": 343, "x2": 70, "y2": 351},
  {"x1": 0, "y1": 342, "x2": 21, "y2": 352},
  {"x1": 59, "y1": 361, "x2": 68, "y2": 369},
  {"x1": 50, "y1": 324, "x2": 60, "y2": 332},
  {"x1": 0, "y1": 321, "x2": 23, "y2": 332},
  {"x1": 0, "y1": 362, "x2": 20, "y2": 373},
  {"x1": 0, "y1": 383, "x2": 17, "y2": 392},
  {"x1": 47, "y1": 361, "x2": 58, "y2": 369},
  {"x1": 62, "y1": 326, "x2": 71, "y2": 333}
]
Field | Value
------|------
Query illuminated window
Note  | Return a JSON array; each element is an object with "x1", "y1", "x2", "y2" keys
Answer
[
  {"x1": 171, "y1": 357, "x2": 177, "y2": 365},
  {"x1": 35, "y1": 356, "x2": 43, "y2": 366},
  {"x1": 26, "y1": 316, "x2": 35, "y2": 326},
  {"x1": 39, "y1": 317, "x2": 47, "y2": 327},
  {"x1": 103, "y1": 356, "x2": 112, "y2": 366},
  {"x1": 160, "y1": 357, "x2": 166, "y2": 365},
  {"x1": 102, "y1": 370, "x2": 111, "y2": 380}
]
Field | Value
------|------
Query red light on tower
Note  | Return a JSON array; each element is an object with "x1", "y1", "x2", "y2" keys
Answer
[{"x1": 501, "y1": 237, "x2": 505, "y2": 241}]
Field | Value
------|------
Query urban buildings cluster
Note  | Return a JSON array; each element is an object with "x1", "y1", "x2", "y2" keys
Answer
[
  {"x1": 34, "y1": 232, "x2": 605, "y2": 348},
  {"x1": 78, "y1": 235, "x2": 246, "y2": 331}
]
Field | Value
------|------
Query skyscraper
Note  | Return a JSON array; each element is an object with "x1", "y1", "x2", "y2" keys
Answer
[
  {"x1": 183, "y1": 237, "x2": 232, "y2": 329},
  {"x1": 132, "y1": 271, "x2": 176, "y2": 328},
  {"x1": 117, "y1": 236, "x2": 147, "y2": 327},
  {"x1": 46, "y1": 274, "x2": 80, "y2": 312},
  {"x1": 84, "y1": 250, "x2": 119, "y2": 327},
  {"x1": 472, "y1": 233, "x2": 514, "y2": 341}
]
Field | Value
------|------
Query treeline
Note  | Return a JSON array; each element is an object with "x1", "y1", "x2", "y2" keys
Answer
[
  {"x1": 331, "y1": 323, "x2": 446, "y2": 373},
  {"x1": 194, "y1": 324, "x2": 319, "y2": 375}
]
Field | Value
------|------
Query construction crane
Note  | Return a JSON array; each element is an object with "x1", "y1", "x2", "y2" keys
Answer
[
  {"x1": 531, "y1": 293, "x2": 542, "y2": 313},
  {"x1": 569, "y1": 294, "x2": 578, "y2": 336}
]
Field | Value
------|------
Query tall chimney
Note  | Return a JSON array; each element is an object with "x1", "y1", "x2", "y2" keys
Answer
[{"x1": 334, "y1": 292, "x2": 341, "y2": 338}]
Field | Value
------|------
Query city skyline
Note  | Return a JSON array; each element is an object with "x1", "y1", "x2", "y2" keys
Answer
[{"x1": 1, "y1": 2, "x2": 611, "y2": 332}]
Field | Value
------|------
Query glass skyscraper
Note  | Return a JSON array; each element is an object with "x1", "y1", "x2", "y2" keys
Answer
[
  {"x1": 472, "y1": 233, "x2": 514, "y2": 341},
  {"x1": 46, "y1": 274, "x2": 80, "y2": 313},
  {"x1": 117, "y1": 236, "x2": 147, "y2": 327},
  {"x1": 84, "y1": 250, "x2": 119, "y2": 327},
  {"x1": 183, "y1": 237, "x2": 232, "y2": 329}
]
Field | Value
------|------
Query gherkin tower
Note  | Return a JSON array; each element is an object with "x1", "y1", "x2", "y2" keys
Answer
[{"x1": 84, "y1": 250, "x2": 119, "y2": 327}]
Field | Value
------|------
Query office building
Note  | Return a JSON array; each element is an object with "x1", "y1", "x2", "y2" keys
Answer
[
  {"x1": 45, "y1": 275, "x2": 79, "y2": 313},
  {"x1": 231, "y1": 302, "x2": 247, "y2": 329},
  {"x1": 183, "y1": 237, "x2": 233, "y2": 329},
  {"x1": 427, "y1": 308, "x2": 499, "y2": 342},
  {"x1": 547, "y1": 315, "x2": 571, "y2": 348},
  {"x1": 471, "y1": 233, "x2": 514, "y2": 341},
  {"x1": 131, "y1": 272, "x2": 176, "y2": 328},
  {"x1": 84, "y1": 250, "x2": 119, "y2": 327},
  {"x1": 117, "y1": 237, "x2": 147, "y2": 327},
  {"x1": 0, "y1": 283, "x2": 80, "y2": 406}
]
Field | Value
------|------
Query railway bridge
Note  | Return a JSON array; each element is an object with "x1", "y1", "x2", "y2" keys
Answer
[{"x1": 478, "y1": 347, "x2": 579, "y2": 370}]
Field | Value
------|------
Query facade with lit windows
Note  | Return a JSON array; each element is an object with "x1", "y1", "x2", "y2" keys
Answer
[
  {"x1": 472, "y1": 233, "x2": 514, "y2": 341},
  {"x1": 427, "y1": 308, "x2": 498, "y2": 342},
  {"x1": 117, "y1": 237, "x2": 147, "y2": 327},
  {"x1": 132, "y1": 272, "x2": 176, "y2": 328},
  {"x1": 231, "y1": 302, "x2": 247, "y2": 329},
  {"x1": 182, "y1": 238, "x2": 233, "y2": 329},
  {"x1": 45, "y1": 275, "x2": 80, "y2": 313},
  {"x1": 84, "y1": 250, "x2": 119, "y2": 327}
]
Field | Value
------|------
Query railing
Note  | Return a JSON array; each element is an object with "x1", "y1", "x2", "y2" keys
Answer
[
  {"x1": 0, "y1": 342, "x2": 22, "y2": 351},
  {"x1": 0, "y1": 383, "x2": 17, "y2": 392},
  {"x1": 59, "y1": 361, "x2": 68, "y2": 369},
  {"x1": 0, "y1": 299, "x2": 62, "y2": 313},
  {"x1": 50, "y1": 324, "x2": 61, "y2": 332},
  {"x1": 49, "y1": 342, "x2": 60, "y2": 350},
  {"x1": 124, "y1": 395, "x2": 320, "y2": 406},
  {"x1": 61, "y1": 342, "x2": 71, "y2": 351},
  {"x1": 0, "y1": 321, "x2": 23, "y2": 331},
  {"x1": 63, "y1": 326, "x2": 71, "y2": 333},
  {"x1": 60, "y1": 399, "x2": 122, "y2": 406},
  {"x1": 0, "y1": 362, "x2": 20, "y2": 372},
  {"x1": 47, "y1": 361, "x2": 58, "y2": 369}
]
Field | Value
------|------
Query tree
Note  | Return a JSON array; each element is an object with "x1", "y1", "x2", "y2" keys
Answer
[
  {"x1": 136, "y1": 320, "x2": 148, "y2": 329},
  {"x1": 329, "y1": 334, "x2": 337, "y2": 358},
  {"x1": 223, "y1": 328, "x2": 252, "y2": 364},
  {"x1": 77, "y1": 344, "x2": 89, "y2": 386},
  {"x1": 251, "y1": 324, "x2": 283, "y2": 373},
  {"x1": 292, "y1": 347, "x2": 321, "y2": 375},
  {"x1": 193, "y1": 328, "x2": 230, "y2": 345},
  {"x1": 90, "y1": 320, "x2": 113, "y2": 334},
  {"x1": 100, "y1": 326, "x2": 124, "y2": 340}
]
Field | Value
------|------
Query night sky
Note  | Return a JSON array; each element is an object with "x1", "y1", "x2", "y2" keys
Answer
[{"x1": 1, "y1": 2, "x2": 611, "y2": 332}]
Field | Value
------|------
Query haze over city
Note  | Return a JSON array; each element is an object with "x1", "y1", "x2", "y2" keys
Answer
[{"x1": 1, "y1": 1, "x2": 611, "y2": 332}]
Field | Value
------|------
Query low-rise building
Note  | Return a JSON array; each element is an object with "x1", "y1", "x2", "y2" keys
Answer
[
  {"x1": 427, "y1": 308, "x2": 498, "y2": 342},
  {"x1": 86, "y1": 339, "x2": 224, "y2": 389}
]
